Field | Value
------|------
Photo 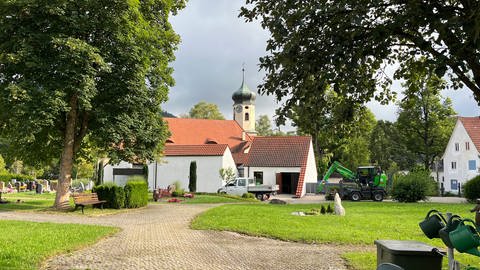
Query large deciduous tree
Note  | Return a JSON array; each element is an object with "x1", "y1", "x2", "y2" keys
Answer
[
  {"x1": 0, "y1": 0, "x2": 185, "y2": 208},
  {"x1": 396, "y1": 59, "x2": 456, "y2": 170},
  {"x1": 240, "y1": 1, "x2": 480, "y2": 120},
  {"x1": 293, "y1": 87, "x2": 373, "y2": 174},
  {"x1": 186, "y1": 101, "x2": 225, "y2": 120}
]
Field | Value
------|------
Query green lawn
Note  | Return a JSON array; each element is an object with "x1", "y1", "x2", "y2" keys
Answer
[
  {"x1": 191, "y1": 201, "x2": 480, "y2": 269},
  {"x1": 0, "y1": 220, "x2": 118, "y2": 270},
  {"x1": 0, "y1": 191, "x2": 127, "y2": 215}
]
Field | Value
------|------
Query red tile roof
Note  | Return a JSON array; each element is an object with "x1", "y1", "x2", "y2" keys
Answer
[
  {"x1": 460, "y1": 117, "x2": 480, "y2": 151},
  {"x1": 245, "y1": 136, "x2": 311, "y2": 167},
  {"x1": 164, "y1": 144, "x2": 228, "y2": 156},
  {"x1": 245, "y1": 136, "x2": 312, "y2": 197},
  {"x1": 164, "y1": 118, "x2": 252, "y2": 163}
]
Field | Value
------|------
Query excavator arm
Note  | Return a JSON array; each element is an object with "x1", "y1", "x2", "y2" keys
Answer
[
  {"x1": 322, "y1": 161, "x2": 356, "y2": 182},
  {"x1": 318, "y1": 161, "x2": 356, "y2": 192}
]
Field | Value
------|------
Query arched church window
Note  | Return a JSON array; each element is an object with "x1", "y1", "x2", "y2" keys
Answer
[{"x1": 245, "y1": 113, "x2": 249, "y2": 121}]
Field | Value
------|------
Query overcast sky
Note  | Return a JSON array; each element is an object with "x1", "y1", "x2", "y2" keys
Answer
[{"x1": 164, "y1": 0, "x2": 480, "y2": 130}]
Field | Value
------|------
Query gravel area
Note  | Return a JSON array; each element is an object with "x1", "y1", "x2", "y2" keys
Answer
[{"x1": 0, "y1": 204, "x2": 363, "y2": 270}]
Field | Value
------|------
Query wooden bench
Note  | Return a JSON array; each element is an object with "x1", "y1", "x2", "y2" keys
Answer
[{"x1": 73, "y1": 193, "x2": 107, "y2": 214}]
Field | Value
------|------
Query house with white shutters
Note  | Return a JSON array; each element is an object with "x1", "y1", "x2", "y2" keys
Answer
[{"x1": 441, "y1": 117, "x2": 480, "y2": 193}]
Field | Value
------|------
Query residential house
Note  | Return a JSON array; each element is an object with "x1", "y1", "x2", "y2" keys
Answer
[{"x1": 442, "y1": 116, "x2": 480, "y2": 193}]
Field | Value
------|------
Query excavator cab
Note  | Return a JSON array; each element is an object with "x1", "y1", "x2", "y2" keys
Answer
[{"x1": 357, "y1": 166, "x2": 377, "y2": 187}]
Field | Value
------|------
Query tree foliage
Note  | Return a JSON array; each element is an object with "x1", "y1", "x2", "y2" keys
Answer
[
  {"x1": 219, "y1": 167, "x2": 236, "y2": 185},
  {"x1": 240, "y1": 1, "x2": 480, "y2": 121},
  {"x1": 336, "y1": 109, "x2": 376, "y2": 170},
  {"x1": 396, "y1": 59, "x2": 456, "y2": 170},
  {"x1": 186, "y1": 101, "x2": 225, "y2": 120},
  {"x1": 369, "y1": 121, "x2": 416, "y2": 171},
  {"x1": 0, "y1": 155, "x2": 7, "y2": 174},
  {"x1": 256, "y1": 115, "x2": 274, "y2": 136},
  {"x1": 0, "y1": 0, "x2": 185, "y2": 208},
  {"x1": 294, "y1": 87, "x2": 375, "y2": 174}
]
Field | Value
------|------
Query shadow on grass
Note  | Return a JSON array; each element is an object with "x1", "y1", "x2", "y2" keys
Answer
[{"x1": 0, "y1": 199, "x2": 51, "y2": 211}]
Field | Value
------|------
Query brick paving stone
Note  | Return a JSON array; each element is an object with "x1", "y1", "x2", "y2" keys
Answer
[{"x1": 0, "y1": 204, "x2": 359, "y2": 270}]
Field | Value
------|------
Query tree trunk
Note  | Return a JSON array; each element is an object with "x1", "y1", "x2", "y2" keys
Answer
[{"x1": 54, "y1": 95, "x2": 78, "y2": 209}]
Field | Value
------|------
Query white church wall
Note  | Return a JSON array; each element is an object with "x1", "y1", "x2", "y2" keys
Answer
[{"x1": 149, "y1": 151, "x2": 236, "y2": 193}]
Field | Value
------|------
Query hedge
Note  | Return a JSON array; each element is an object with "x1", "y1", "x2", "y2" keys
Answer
[
  {"x1": 463, "y1": 175, "x2": 480, "y2": 203},
  {"x1": 391, "y1": 169, "x2": 436, "y2": 202},
  {"x1": 93, "y1": 183, "x2": 125, "y2": 209},
  {"x1": 124, "y1": 180, "x2": 148, "y2": 208},
  {"x1": 0, "y1": 173, "x2": 35, "y2": 183}
]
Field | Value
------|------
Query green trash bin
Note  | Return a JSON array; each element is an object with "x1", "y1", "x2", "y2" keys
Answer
[{"x1": 374, "y1": 240, "x2": 445, "y2": 270}]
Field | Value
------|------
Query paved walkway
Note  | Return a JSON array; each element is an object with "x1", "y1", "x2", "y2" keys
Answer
[{"x1": 0, "y1": 204, "x2": 361, "y2": 270}]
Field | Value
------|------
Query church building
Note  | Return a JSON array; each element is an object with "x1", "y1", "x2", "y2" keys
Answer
[{"x1": 103, "y1": 69, "x2": 318, "y2": 197}]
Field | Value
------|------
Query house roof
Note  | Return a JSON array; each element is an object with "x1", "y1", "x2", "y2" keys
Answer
[
  {"x1": 460, "y1": 117, "x2": 480, "y2": 151},
  {"x1": 164, "y1": 118, "x2": 251, "y2": 163},
  {"x1": 164, "y1": 144, "x2": 228, "y2": 156},
  {"x1": 245, "y1": 136, "x2": 311, "y2": 167}
]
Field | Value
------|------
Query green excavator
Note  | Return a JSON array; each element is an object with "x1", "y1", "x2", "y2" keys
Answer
[{"x1": 319, "y1": 161, "x2": 387, "y2": 201}]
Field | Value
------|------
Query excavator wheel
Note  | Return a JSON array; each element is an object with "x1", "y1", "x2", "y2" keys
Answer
[
  {"x1": 373, "y1": 192, "x2": 384, "y2": 202},
  {"x1": 350, "y1": 192, "x2": 361, "y2": 202}
]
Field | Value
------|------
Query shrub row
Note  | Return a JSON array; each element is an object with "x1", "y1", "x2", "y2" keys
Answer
[
  {"x1": 124, "y1": 180, "x2": 148, "y2": 208},
  {"x1": 0, "y1": 173, "x2": 35, "y2": 183},
  {"x1": 391, "y1": 169, "x2": 437, "y2": 202},
  {"x1": 93, "y1": 180, "x2": 148, "y2": 209},
  {"x1": 464, "y1": 175, "x2": 480, "y2": 203}
]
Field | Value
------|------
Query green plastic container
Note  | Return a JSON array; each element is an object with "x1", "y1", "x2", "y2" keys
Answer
[{"x1": 375, "y1": 240, "x2": 444, "y2": 270}]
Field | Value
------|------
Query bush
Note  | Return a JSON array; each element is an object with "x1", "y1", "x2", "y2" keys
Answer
[
  {"x1": 463, "y1": 175, "x2": 480, "y2": 202},
  {"x1": 242, "y1": 193, "x2": 255, "y2": 199},
  {"x1": 171, "y1": 190, "x2": 185, "y2": 197},
  {"x1": 189, "y1": 161, "x2": 197, "y2": 192},
  {"x1": 124, "y1": 180, "x2": 148, "y2": 208},
  {"x1": 391, "y1": 170, "x2": 436, "y2": 202},
  {"x1": 93, "y1": 183, "x2": 125, "y2": 209}
]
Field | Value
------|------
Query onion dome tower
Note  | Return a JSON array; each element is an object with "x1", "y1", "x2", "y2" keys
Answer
[{"x1": 232, "y1": 67, "x2": 256, "y2": 134}]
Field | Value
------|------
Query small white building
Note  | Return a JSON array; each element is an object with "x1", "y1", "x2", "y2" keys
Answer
[
  {"x1": 103, "y1": 161, "x2": 145, "y2": 187},
  {"x1": 244, "y1": 136, "x2": 318, "y2": 197},
  {"x1": 148, "y1": 144, "x2": 237, "y2": 193},
  {"x1": 442, "y1": 117, "x2": 480, "y2": 193}
]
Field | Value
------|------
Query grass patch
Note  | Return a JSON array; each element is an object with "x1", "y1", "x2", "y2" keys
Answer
[
  {"x1": 0, "y1": 191, "x2": 129, "y2": 216},
  {"x1": 0, "y1": 220, "x2": 118, "y2": 270},
  {"x1": 192, "y1": 201, "x2": 480, "y2": 269},
  {"x1": 342, "y1": 252, "x2": 375, "y2": 270},
  {"x1": 1, "y1": 192, "x2": 56, "y2": 211},
  {"x1": 153, "y1": 194, "x2": 258, "y2": 204}
]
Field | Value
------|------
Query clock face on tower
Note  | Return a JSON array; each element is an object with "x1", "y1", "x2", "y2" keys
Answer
[{"x1": 235, "y1": 105, "x2": 243, "y2": 113}]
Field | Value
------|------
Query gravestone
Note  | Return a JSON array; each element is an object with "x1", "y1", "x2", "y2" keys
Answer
[
  {"x1": 36, "y1": 183, "x2": 43, "y2": 194},
  {"x1": 42, "y1": 180, "x2": 50, "y2": 192}
]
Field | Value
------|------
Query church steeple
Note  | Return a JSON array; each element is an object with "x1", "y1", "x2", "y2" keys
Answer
[
  {"x1": 232, "y1": 66, "x2": 256, "y2": 134},
  {"x1": 232, "y1": 67, "x2": 256, "y2": 105}
]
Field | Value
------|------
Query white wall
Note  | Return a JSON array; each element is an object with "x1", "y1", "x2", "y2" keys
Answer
[
  {"x1": 298, "y1": 141, "x2": 318, "y2": 196},
  {"x1": 103, "y1": 161, "x2": 136, "y2": 187},
  {"x1": 246, "y1": 166, "x2": 300, "y2": 186},
  {"x1": 148, "y1": 149, "x2": 237, "y2": 193},
  {"x1": 442, "y1": 120, "x2": 480, "y2": 193}
]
